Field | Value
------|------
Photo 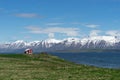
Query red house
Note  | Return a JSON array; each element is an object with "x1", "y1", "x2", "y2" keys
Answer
[{"x1": 24, "y1": 48, "x2": 33, "y2": 54}]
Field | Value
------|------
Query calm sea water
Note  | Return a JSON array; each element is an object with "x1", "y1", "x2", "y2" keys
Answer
[{"x1": 49, "y1": 52, "x2": 120, "y2": 69}]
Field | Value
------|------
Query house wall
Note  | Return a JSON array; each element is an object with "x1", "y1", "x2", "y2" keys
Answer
[{"x1": 24, "y1": 49, "x2": 33, "y2": 54}]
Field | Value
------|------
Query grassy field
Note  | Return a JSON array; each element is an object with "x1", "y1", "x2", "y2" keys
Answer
[{"x1": 0, "y1": 53, "x2": 120, "y2": 80}]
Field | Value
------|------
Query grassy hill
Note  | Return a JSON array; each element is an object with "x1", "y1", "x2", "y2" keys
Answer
[{"x1": 0, "y1": 53, "x2": 120, "y2": 80}]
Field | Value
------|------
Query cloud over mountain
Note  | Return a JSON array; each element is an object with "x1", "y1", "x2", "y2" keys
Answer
[
  {"x1": 106, "y1": 30, "x2": 120, "y2": 36},
  {"x1": 15, "y1": 13, "x2": 41, "y2": 18},
  {"x1": 26, "y1": 26, "x2": 80, "y2": 37}
]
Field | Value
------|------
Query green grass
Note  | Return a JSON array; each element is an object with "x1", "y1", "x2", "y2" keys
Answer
[{"x1": 0, "y1": 53, "x2": 120, "y2": 80}]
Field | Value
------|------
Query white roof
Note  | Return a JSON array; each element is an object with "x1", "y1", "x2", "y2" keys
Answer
[{"x1": 25, "y1": 48, "x2": 31, "y2": 51}]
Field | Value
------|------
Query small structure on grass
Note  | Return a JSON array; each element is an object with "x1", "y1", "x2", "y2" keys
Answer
[{"x1": 24, "y1": 48, "x2": 33, "y2": 54}]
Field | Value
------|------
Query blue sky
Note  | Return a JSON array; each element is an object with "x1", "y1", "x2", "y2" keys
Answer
[{"x1": 0, "y1": 0, "x2": 120, "y2": 42}]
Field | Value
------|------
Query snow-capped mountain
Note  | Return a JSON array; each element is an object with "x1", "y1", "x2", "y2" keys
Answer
[{"x1": 0, "y1": 36, "x2": 120, "y2": 53}]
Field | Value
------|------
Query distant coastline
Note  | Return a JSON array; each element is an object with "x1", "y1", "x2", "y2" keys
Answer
[
  {"x1": 53, "y1": 49, "x2": 120, "y2": 53},
  {"x1": 0, "y1": 49, "x2": 120, "y2": 54}
]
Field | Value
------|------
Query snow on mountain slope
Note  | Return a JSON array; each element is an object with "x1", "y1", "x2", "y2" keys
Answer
[
  {"x1": 43, "y1": 39, "x2": 62, "y2": 43},
  {"x1": 80, "y1": 36, "x2": 116, "y2": 48},
  {"x1": 40, "y1": 39, "x2": 62, "y2": 48},
  {"x1": 0, "y1": 36, "x2": 120, "y2": 53}
]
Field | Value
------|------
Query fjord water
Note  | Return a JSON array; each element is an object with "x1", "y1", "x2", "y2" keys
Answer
[{"x1": 50, "y1": 52, "x2": 120, "y2": 69}]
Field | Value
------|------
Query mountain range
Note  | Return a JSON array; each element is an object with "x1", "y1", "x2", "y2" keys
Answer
[{"x1": 0, "y1": 36, "x2": 120, "y2": 53}]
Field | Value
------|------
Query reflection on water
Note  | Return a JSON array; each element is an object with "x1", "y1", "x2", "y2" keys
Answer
[{"x1": 50, "y1": 52, "x2": 120, "y2": 69}]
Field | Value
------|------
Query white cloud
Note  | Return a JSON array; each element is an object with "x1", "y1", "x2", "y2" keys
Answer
[
  {"x1": 46, "y1": 23, "x2": 64, "y2": 26},
  {"x1": 71, "y1": 22, "x2": 81, "y2": 25},
  {"x1": 11, "y1": 36, "x2": 17, "y2": 40},
  {"x1": 25, "y1": 26, "x2": 80, "y2": 37},
  {"x1": 90, "y1": 30, "x2": 101, "y2": 37},
  {"x1": 26, "y1": 26, "x2": 42, "y2": 33},
  {"x1": 48, "y1": 33, "x2": 54, "y2": 38},
  {"x1": 24, "y1": 36, "x2": 31, "y2": 39},
  {"x1": 45, "y1": 27, "x2": 79, "y2": 37},
  {"x1": 72, "y1": 22, "x2": 100, "y2": 28},
  {"x1": 85, "y1": 24, "x2": 100, "y2": 28},
  {"x1": 106, "y1": 30, "x2": 120, "y2": 36},
  {"x1": 15, "y1": 13, "x2": 41, "y2": 18}
]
